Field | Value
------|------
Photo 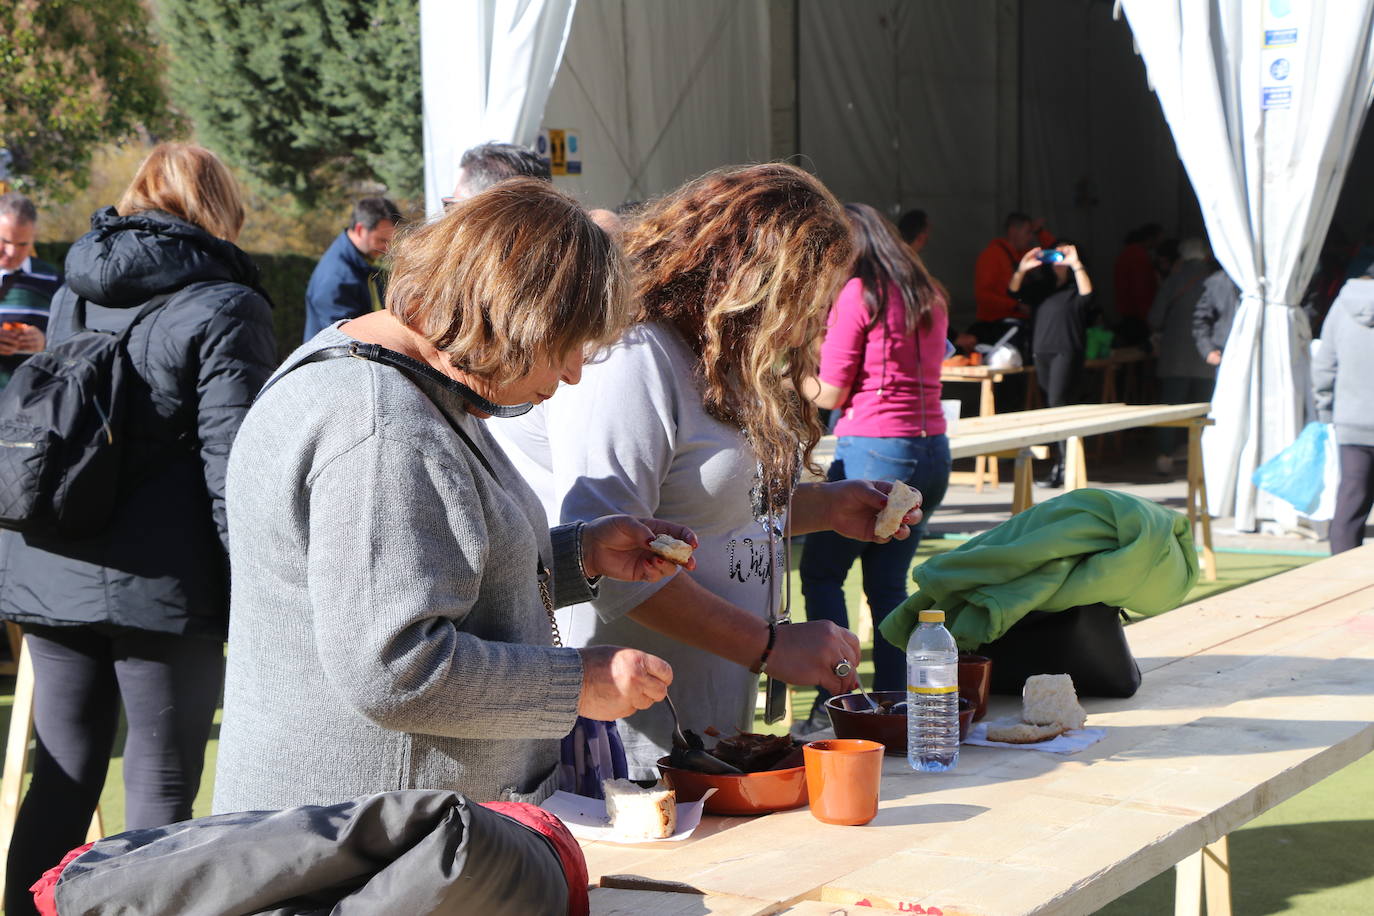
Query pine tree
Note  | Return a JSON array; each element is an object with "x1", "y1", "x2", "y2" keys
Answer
[
  {"x1": 0, "y1": 0, "x2": 178, "y2": 195},
  {"x1": 158, "y1": 0, "x2": 422, "y2": 204}
]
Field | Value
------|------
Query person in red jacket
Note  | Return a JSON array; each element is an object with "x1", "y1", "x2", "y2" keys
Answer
[
  {"x1": 1113, "y1": 223, "x2": 1162, "y2": 346},
  {"x1": 974, "y1": 212, "x2": 1040, "y2": 323}
]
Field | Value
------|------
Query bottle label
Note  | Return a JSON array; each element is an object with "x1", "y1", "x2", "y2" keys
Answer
[{"x1": 908, "y1": 662, "x2": 957, "y2": 694}]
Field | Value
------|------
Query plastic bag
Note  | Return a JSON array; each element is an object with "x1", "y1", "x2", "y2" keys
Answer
[
  {"x1": 985, "y1": 343, "x2": 1022, "y2": 369},
  {"x1": 1306, "y1": 424, "x2": 1340, "y2": 521},
  {"x1": 1252, "y1": 422, "x2": 1330, "y2": 515}
]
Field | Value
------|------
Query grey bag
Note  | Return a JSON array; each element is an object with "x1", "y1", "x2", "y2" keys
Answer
[{"x1": 49, "y1": 791, "x2": 571, "y2": 915}]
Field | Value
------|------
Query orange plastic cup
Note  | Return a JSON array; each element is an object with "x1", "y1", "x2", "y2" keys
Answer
[{"x1": 803, "y1": 738, "x2": 884, "y2": 825}]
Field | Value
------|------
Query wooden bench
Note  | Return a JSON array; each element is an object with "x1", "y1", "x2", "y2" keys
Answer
[
  {"x1": 584, "y1": 544, "x2": 1374, "y2": 915},
  {"x1": 941, "y1": 348, "x2": 1155, "y2": 489},
  {"x1": 814, "y1": 402, "x2": 1216, "y2": 581},
  {"x1": 939, "y1": 364, "x2": 1035, "y2": 490}
]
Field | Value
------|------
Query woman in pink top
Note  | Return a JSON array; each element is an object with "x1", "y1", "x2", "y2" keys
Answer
[{"x1": 796, "y1": 203, "x2": 951, "y2": 733}]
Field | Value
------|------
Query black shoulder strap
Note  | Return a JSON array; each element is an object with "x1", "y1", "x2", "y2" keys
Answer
[
  {"x1": 256, "y1": 341, "x2": 524, "y2": 478},
  {"x1": 60, "y1": 293, "x2": 176, "y2": 343}
]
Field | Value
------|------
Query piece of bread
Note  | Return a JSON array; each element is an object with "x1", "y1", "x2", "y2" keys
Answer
[
  {"x1": 1022, "y1": 673, "x2": 1087, "y2": 730},
  {"x1": 985, "y1": 721, "x2": 1066, "y2": 744},
  {"x1": 647, "y1": 533, "x2": 693, "y2": 565},
  {"x1": 874, "y1": 480, "x2": 920, "y2": 539},
  {"x1": 603, "y1": 779, "x2": 676, "y2": 838}
]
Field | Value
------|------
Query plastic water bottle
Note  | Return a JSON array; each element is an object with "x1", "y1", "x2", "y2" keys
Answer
[{"x1": 907, "y1": 609, "x2": 960, "y2": 771}]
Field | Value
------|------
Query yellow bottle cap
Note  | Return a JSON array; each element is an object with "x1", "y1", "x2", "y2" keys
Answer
[{"x1": 918, "y1": 609, "x2": 945, "y2": 623}]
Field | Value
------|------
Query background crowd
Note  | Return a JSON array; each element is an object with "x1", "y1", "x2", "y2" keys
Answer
[{"x1": 0, "y1": 136, "x2": 1370, "y2": 914}]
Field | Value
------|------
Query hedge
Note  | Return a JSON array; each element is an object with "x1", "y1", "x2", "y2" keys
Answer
[{"x1": 39, "y1": 240, "x2": 315, "y2": 360}]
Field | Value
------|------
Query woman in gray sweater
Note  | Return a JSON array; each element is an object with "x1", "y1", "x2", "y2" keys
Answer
[{"x1": 214, "y1": 180, "x2": 693, "y2": 812}]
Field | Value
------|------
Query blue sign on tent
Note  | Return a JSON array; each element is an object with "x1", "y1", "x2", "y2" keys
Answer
[{"x1": 1262, "y1": 86, "x2": 1292, "y2": 110}]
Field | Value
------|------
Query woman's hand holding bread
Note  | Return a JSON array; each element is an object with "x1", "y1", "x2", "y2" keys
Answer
[
  {"x1": 823, "y1": 479, "x2": 923, "y2": 542},
  {"x1": 581, "y1": 515, "x2": 698, "y2": 582}
]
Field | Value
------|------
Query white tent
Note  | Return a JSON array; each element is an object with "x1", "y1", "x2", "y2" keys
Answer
[
  {"x1": 420, "y1": 0, "x2": 578, "y2": 214},
  {"x1": 423, "y1": 1, "x2": 1205, "y2": 328},
  {"x1": 421, "y1": 1, "x2": 1374, "y2": 531},
  {"x1": 1120, "y1": 0, "x2": 1374, "y2": 530}
]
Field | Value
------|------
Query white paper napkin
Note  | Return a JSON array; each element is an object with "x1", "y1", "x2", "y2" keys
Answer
[
  {"x1": 539, "y1": 788, "x2": 717, "y2": 844},
  {"x1": 964, "y1": 719, "x2": 1106, "y2": 754}
]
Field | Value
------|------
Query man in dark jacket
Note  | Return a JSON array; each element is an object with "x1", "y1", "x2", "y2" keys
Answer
[
  {"x1": 302, "y1": 197, "x2": 401, "y2": 341},
  {"x1": 0, "y1": 192, "x2": 61, "y2": 387},
  {"x1": 1192, "y1": 269, "x2": 1241, "y2": 366}
]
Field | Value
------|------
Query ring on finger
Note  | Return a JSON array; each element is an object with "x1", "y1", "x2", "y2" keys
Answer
[{"x1": 832, "y1": 658, "x2": 852, "y2": 679}]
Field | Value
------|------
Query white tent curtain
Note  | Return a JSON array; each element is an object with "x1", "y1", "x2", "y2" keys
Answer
[
  {"x1": 539, "y1": 0, "x2": 771, "y2": 209},
  {"x1": 1120, "y1": 0, "x2": 1374, "y2": 530},
  {"x1": 421, "y1": 0, "x2": 578, "y2": 215}
]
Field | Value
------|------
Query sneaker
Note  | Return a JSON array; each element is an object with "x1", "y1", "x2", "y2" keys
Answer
[
  {"x1": 789, "y1": 707, "x2": 833, "y2": 739},
  {"x1": 1155, "y1": 454, "x2": 1174, "y2": 475}
]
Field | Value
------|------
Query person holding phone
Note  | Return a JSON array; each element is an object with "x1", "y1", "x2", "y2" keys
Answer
[{"x1": 1009, "y1": 243, "x2": 1095, "y2": 488}]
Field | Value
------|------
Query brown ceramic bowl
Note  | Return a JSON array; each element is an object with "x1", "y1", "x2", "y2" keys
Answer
[
  {"x1": 656, "y1": 757, "x2": 808, "y2": 816},
  {"x1": 958, "y1": 653, "x2": 993, "y2": 721},
  {"x1": 825, "y1": 691, "x2": 976, "y2": 755}
]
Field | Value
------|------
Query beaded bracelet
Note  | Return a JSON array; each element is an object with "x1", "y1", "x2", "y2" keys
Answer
[{"x1": 750, "y1": 618, "x2": 779, "y2": 674}]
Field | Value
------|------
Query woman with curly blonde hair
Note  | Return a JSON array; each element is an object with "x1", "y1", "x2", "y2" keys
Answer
[{"x1": 496, "y1": 164, "x2": 924, "y2": 776}]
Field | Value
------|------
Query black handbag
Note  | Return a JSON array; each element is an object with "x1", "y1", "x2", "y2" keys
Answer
[{"x1": 975, "y1": 603, "x2": 1142, "y2": 698}]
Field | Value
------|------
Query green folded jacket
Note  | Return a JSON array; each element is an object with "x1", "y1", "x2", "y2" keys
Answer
[{"x1": 879, "y1": 488, "x2": 1199, "y2": 652}]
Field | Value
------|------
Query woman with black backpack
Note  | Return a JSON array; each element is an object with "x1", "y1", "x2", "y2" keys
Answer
[{"x1": 0, "y1": 143, "x2": 278, "y2": 915}]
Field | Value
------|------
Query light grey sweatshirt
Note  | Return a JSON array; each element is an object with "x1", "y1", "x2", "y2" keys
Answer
[
  {"x1": 214, "y1": 326, "x2": 591, "y2": 813},
  {"x1": 494, "y1": 322, "x2": 780, "y2": 780},
  {"x1": 1313, "y1": 279, "x2": 1374, "y2": 447}
]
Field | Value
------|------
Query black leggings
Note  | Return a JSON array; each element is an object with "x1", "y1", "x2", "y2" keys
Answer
[
  {"x1": 1034, "y1": 350, "x2": 1085, "y2": 465},
  {"x1": 5, "y1": 625, "x2": 224, "y2": 916},
  {"x1": 1034, "y1": 350, "x2": 1085, "y2": 408}
]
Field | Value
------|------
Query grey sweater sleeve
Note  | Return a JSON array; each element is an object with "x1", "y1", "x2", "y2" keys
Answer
[
  {"x1": 1192, "y1": 277, "x2": 1221, "y2": 359},
  {"x1": 1312, "y1": 312, "x2": 1340, "y2": 425},
  {"x1": 549, "y1": 521, "x2": 598, "y2": 609},
  {"x1": 305, "y1": 434, "x2": 582, "y2": 740}
]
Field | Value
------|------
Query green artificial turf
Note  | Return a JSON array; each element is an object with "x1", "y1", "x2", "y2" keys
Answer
[{"x1": 3, "y1": 539, "x2": 1368, "y2": 916}]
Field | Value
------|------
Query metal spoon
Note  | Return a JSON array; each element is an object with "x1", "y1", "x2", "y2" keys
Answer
[
  {"x1": 663, "y1": 694, "x2": 744, "y2": 775},
  {"x1": 664, "y1": 693, "x2": 692, "y2": 750},
  {"x1": 853, "y1": 678, "x2": 883, "y2": 713}
]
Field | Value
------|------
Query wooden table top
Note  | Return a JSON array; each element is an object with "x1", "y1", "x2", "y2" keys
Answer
[
  {"x1": 585, "y1": 545, "x2": 1374, "y2": 915},
  {"x1": 940, "y1": 364, "x2": 1031, "y2": 380},
  {"x1": 940, "y1": 347, "x2": 1150, "y2": 381}
]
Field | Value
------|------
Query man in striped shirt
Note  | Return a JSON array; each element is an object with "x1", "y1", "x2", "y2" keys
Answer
[{"x1": 0, "y1": 192, "x2": 59, "y2": 388}]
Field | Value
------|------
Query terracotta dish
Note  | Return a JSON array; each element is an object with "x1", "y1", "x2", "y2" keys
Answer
[{"x1": 656, "y1": 757, "x2": 808, "y2": 816}]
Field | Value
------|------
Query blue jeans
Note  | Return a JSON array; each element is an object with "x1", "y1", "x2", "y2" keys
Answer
[{"x1": 799, "y1": 435, "x2": 951, "y2": 700}]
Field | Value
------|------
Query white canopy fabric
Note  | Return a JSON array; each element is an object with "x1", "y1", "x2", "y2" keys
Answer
[
  {"x1": 1120, "y1": 0, "x2": 1374, "y2": 530},
  {"x1": 421, "y1": 0, "x2": 578, "y2": 215},
  {"x1": 539, "y1": 0, "x2": 771, "y2": 210}
]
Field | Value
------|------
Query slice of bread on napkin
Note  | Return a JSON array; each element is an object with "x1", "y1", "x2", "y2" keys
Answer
[
  {"x1": 985, "y1": 721, "x2": 1066, "y2": 744},
  {"x1": 603, "y1": 779, "x2": 676, "y2": 838},
  {"x1": 1022, "y1": 673, "x2": 1087, "y2": 730}
]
